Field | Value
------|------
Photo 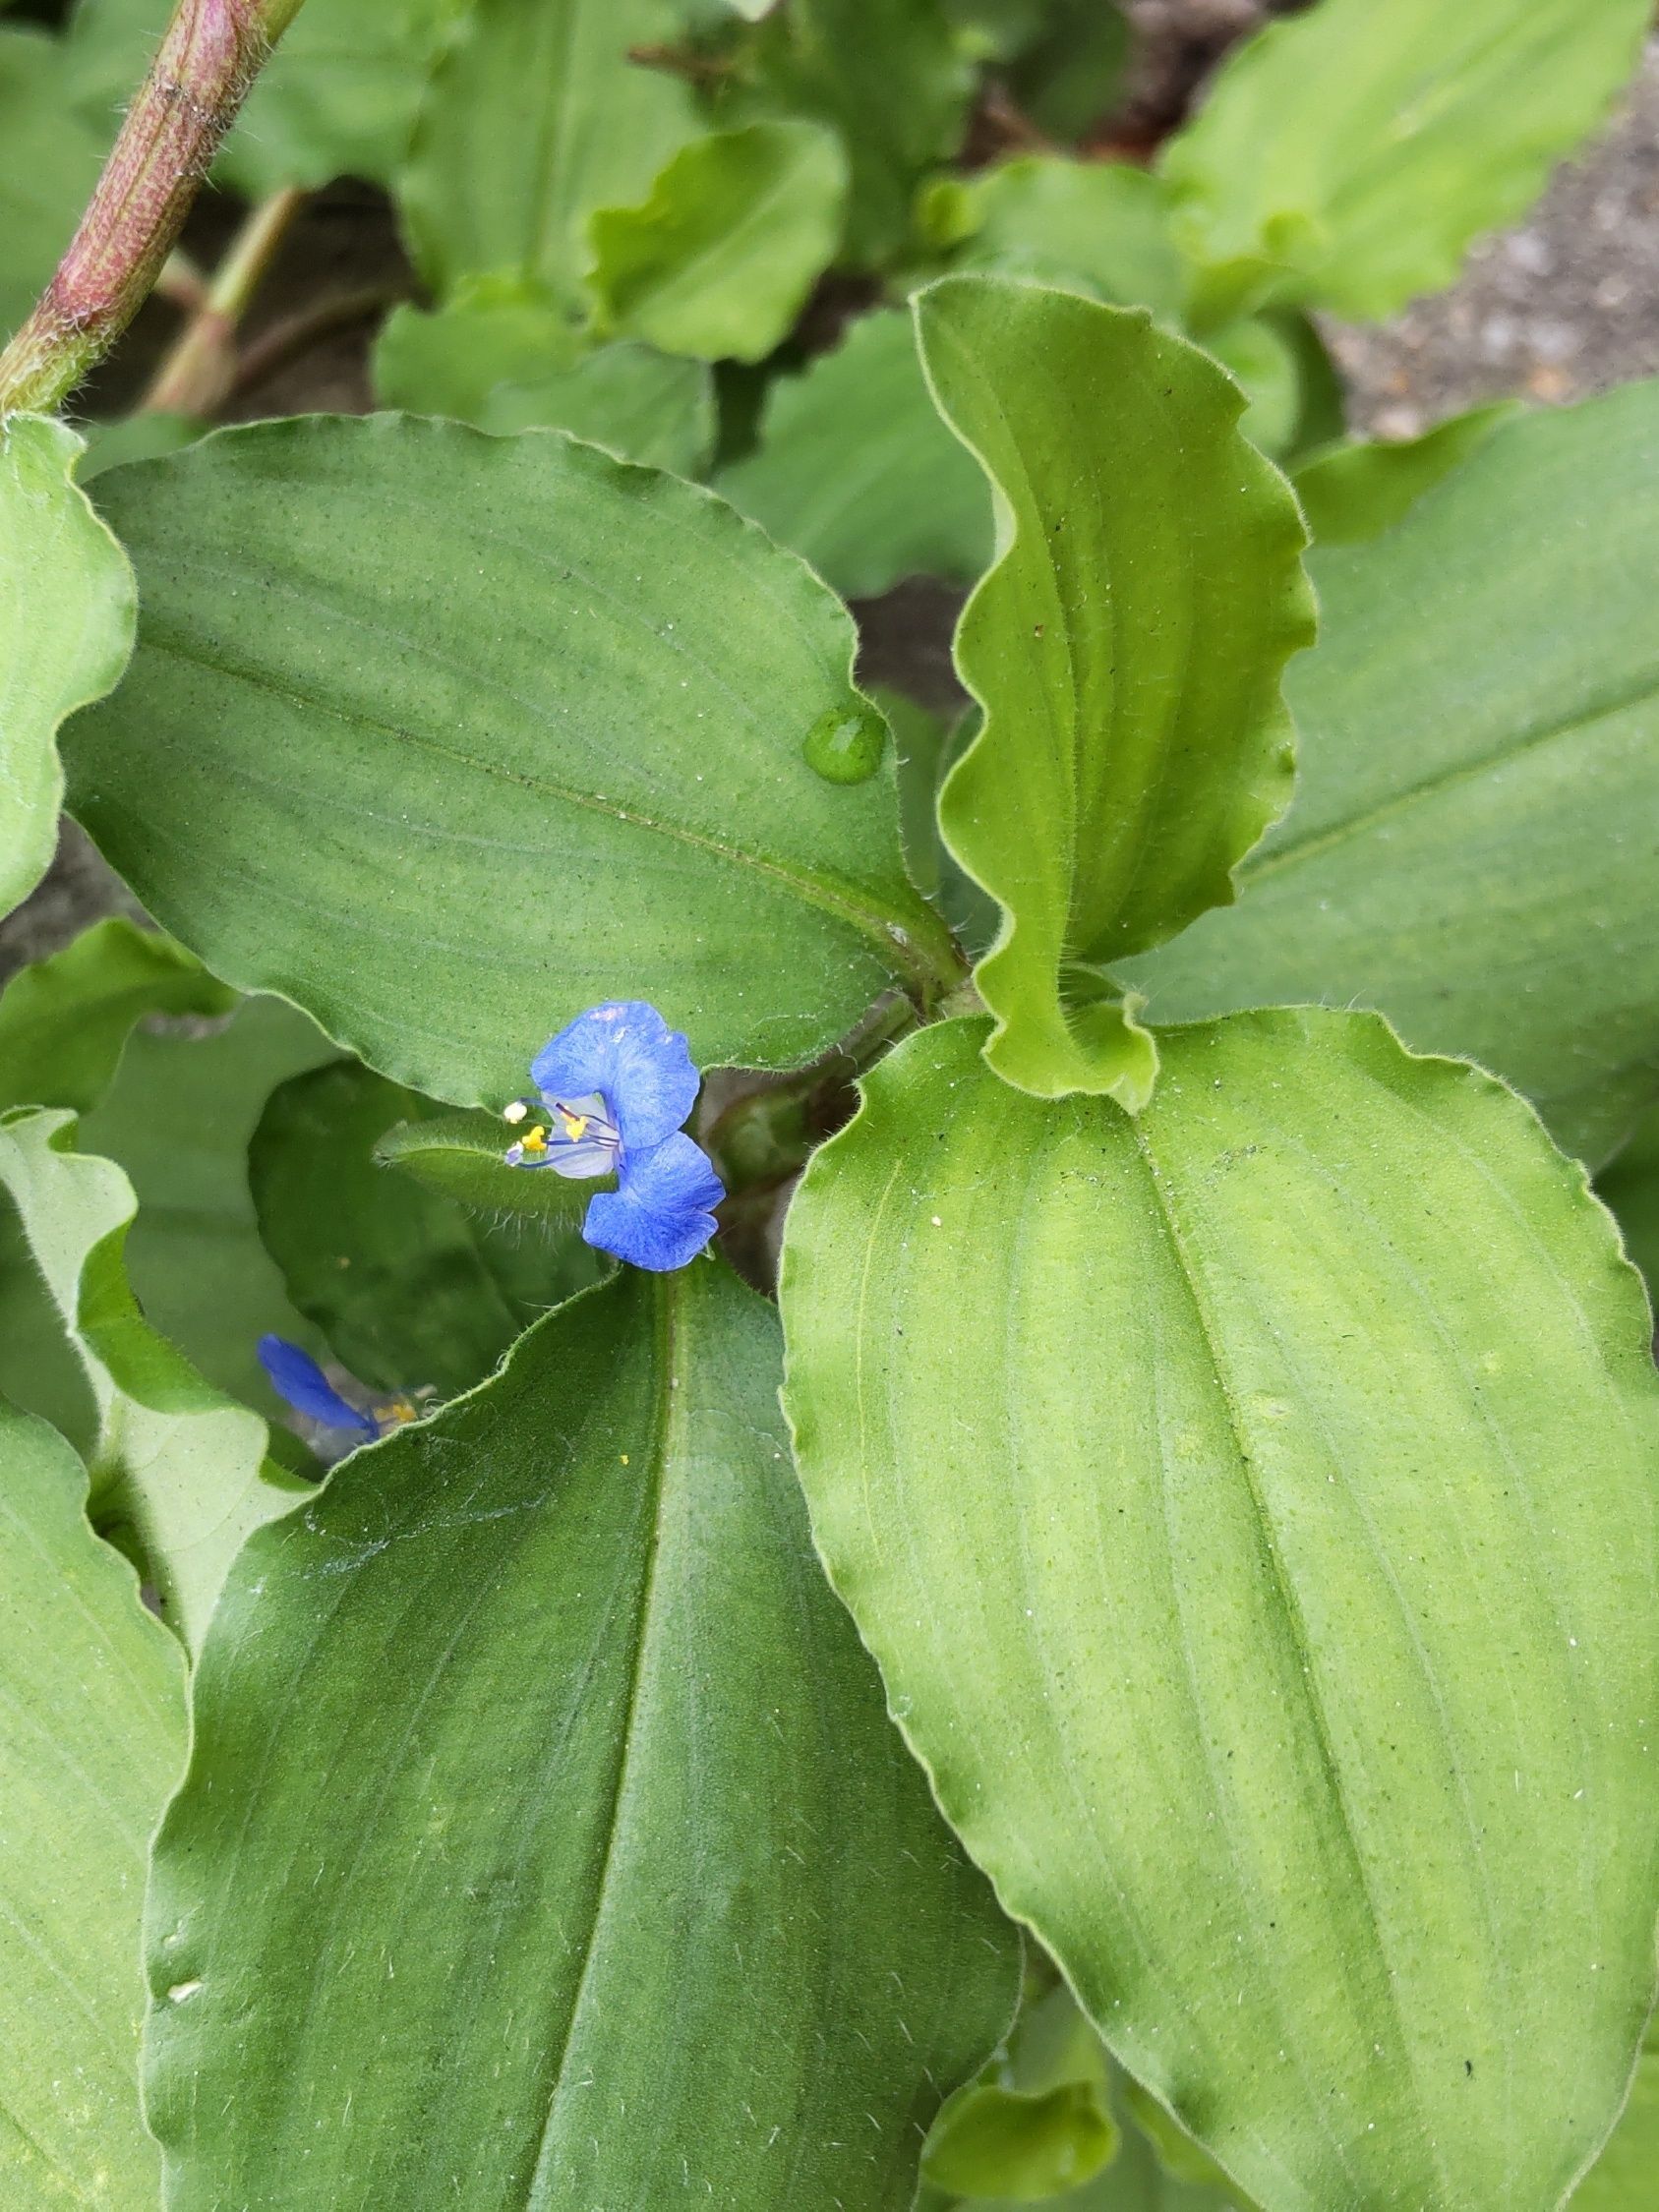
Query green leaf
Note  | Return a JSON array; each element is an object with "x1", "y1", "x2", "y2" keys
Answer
[
  {"x1": 590, "y1": 121, "x2": 847, "y2": 363},
  {"x1": 0, "y1": 1192, "x2": 98, "y2": 1455},
  {"x1": 1160, "y1": 0, "x2": 1651, "y2": 323},
  {"x1": 915, "y1": 163, "x2": 1334, "y2": 463},
  {"x1": 1125, "y1": 388, "x2": 1659, "y2": 1165},
  {"x1": 223, "y1": 0, "x2": 470, "y2": 194},
  {"x1": 999, "y1": 0, "x2": 1128, "y2": 143},
  {"x1": 1599, "y1": 1106, "x2": 1659, "y2": 1311},
  {"x1": 65, "y1": 414, "x2": 955, "y2": 1098},
  {"x1": 0, "y1": 31, "x2": 106, "y2": 343},
  {"x1": 0, "y1": 1107, "x2": 305, "y2": 1648},
  {"x1": 399, "y1": 0, "x2": 701, "y2": 309},
  {"x1": 1260, "y1": 308, "x2": 1347, "y2": 466},
  {"x1": 147, "y1": 1260, "x2": 1018, "y2": 2207},
  {"x1": 0, "y1": 981, "x2": 328, "y2": 1464},
  {"x1": 0, "y1": 1396, "x2": 185, "y2": 2210},
  {"x1": 936, "y1": 2034, "x2": 1260, "y2": 2212},
  {"x1": 1203, "y1": 314, "x2": 1302, "y2": 459},
  {"x1": 0, "y1": 415, "x2": 136, "y2": 924},
  {"x1": 926, "y1": 1988, "x2": 1124, "y2": 2206},
  {"x1": 1571, "y1": 2018, "x2": 1659, "y2": 2210},
  {"x1": 78, "y1": 996, "x2": 339, "y2": 1436},
  {"x1": 716, "y1": 306, "x2": 991, "y2": 597},
  {"x1": 0, "y1": 916, "x2": 233, "y2": 1115},
  {"x1": 75, "y1": 408, "x2": 205, "y2": 482},
  {"x1": 251, "y1": 1058, "x2": 604, "y2": 1398},
  {"x1": 66, "y1": 0, "x2": 470, "y2": 194},
  {"x1": 917, "y1": 277, "x2": 1313, "y2": 1102},
  {"x1": 925, "y1": 2082, "x2": 1120, "y2": 2201},
  {"x1": 374, "y1": 285, "x2": 715, "y2": 472},
  {"x1": 1292, "y1": 405, "x2": 1516, "y2": 547},
  {"x1": 780, "y1": 1009, "x2": 1659, "y2": 2212},
  {"x1": 924, "y1": 157, "x2": 1187, "y2": 320},
  {"x1": 741, "y1": 0, "x2": 973, "y2": 265}
]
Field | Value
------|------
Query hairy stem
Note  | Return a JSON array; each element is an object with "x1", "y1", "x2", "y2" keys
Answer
[
  {"x1": 142, "y1": 186, "x2": 306, "y2": 416},
  {"x1": 0, "y1": 0, "x2": 307, "y2": 415}
]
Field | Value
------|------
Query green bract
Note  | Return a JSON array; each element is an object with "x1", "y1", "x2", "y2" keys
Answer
[
  {"x1": 147, "y1": 1263, "x2": 1017, "y2": 2207},
  {"x1": 780, "y1": 1010, "x2": 1659, "y2": 2212}
]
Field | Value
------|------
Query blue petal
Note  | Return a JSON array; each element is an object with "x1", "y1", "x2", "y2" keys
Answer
[
  {"x1": 531, "y1": 1001, "x2": 700, "y2": 1154},
  {"x1": 257, "y1": 1336, "x2": 377, "y2": 1438},
  {"x1": 582, "y1": 1133, "x2": 724, "y2": 1272}
]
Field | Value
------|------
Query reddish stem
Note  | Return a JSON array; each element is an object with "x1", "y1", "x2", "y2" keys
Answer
[{"x1": 0, "y1": 0, "x2": 304, "y2": 414}]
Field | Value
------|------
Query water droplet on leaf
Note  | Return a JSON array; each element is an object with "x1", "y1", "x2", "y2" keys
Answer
[{"x1": 803, "y1": 703, "x2": 885, "y2": 785}]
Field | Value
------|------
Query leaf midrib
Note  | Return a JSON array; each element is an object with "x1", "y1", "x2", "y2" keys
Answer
[
  {"x1": 1247, "y1": 663, "x2": 1659, "y2": 886},
  {"x1": 521, "y1": 1277, "x2": 677, "y2": 2203},
  {"x1": 1128, "y1": 1111, "x2": 1449, "y2": 2204},
  {"x1": 139, "y1": 628, "x2": 941, "y2": 986}
]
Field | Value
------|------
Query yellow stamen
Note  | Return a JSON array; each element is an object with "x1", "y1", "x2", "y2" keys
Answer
[
  {"x1": 521, "y1": 1125, "x2": 548, "y2": 1156},
  {"x1": 560, "y1": 1111, "x2": 589, "y2": 1141}
]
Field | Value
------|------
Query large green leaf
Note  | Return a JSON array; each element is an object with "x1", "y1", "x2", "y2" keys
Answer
[
  {"x1": 0, "y1": 416, "x2": 136, "y2": 923},
  {"x1": 716, "y1": 306, "x2": 991, "y2": 597},
  {"x1": 1291, "y1": 406, "x2": 1515, "y2": 548},
  {"x1": 1160, "y1": 0, "x2": 1650, "y2": 323},
  {"x1": 147, "y1": 1260, "x2": 1017, "y2": 2207},
  {"x1": 0, "y1": 1397, "x2": 185, "y2": 2209},
  {"x1": 918, "y1": 277, "x2": 1313, "y2": 1103},
  {"x1": 251, "y1": 1056, "x2": 603, "y2": 1398},
  {"x1": 374, "y1": 284, "x2": 715, "y2": 472},
  {"x1": 780, "y1": 1009, "x2": 1659, "y2": 2212},
  {"x1": 1125, "y1": 388, "x2": 1659, "y2": 1165},
  {"x1": 0, "y1": 1108, "x2": 304, "y2": 1648},
  {"x1": 78, "y1": 996, "x2": 339, "y2": 1433},
  {"x1": 0, "y1": 916, "x2": 232, "y2": 1115},
  {"x1": 0, "y1": 32, "x2": 106, "y2": 344},
  {"x1": 65, "y1": 415, "x2": 955, "y2": 1098},
  {"x1": 740, "y1": 0, "x2": 973, "y2": 265},
  {"x1": 590, "y1": 121, "x2": 848, "y2": 364},
  {"x1": 399, "y1": 0, "x2": 700, "y2": 309}
]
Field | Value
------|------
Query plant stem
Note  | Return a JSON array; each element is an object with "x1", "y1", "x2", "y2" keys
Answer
[
  {"x1": 0, "y1": 0, "x2": 307, "y2": 416},
  {"x1": 142, "y1": 186, "x2": 305, "y2": 416},
  {"x1": 155, "y1": 251, "x2": 211, "y2": 315},
  {"x1": 230, "y1": 282, "x2": 409, "y2": 399}
]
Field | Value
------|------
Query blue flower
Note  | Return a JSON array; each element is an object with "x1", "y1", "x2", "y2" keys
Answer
[
  {"x1": 257, "y1": 1336, "x2": 422, "y2": 1449},
  {"x1": 504, "y1": 1000, "x2": 724, "y2": 1272}
]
